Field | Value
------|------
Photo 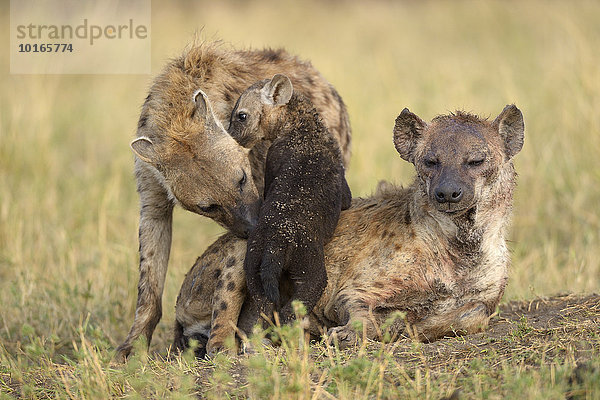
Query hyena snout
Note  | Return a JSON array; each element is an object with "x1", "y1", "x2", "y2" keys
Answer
[
  {"x1": 229, "y1": 198, "x2": 261, "y2": 238},
  {"x1": 429, "y1": 170, "x2": 474, "y2": 212},
  {"x1": 434, "y1": 181, "x2": 463, "y2": 204}
]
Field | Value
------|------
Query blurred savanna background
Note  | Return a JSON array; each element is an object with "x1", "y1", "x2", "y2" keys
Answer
[{"x1": 1, "y1": 0, "x2": 599, "y2": 397}]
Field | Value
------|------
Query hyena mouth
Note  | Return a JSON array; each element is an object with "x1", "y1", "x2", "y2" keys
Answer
[{"x1": 441, "y1": 204, "x2": 476, "y2": 216}]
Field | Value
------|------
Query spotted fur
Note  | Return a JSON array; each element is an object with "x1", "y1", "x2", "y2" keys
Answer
[
  {"x1": 175, "y1": 104, "x2": 523, "y2": 354},
  {"x1": 116, "y1": 42, "x2": 352, "y2": 361}
]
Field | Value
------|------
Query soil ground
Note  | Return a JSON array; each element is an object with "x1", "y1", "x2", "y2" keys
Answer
[
  {"x1": 2, "y1": 293, "x2": 598, "y2": 398},
  {"x1": 195, "y1": 293, "x2": 600, "y2": 397},
  {"x1": 404, "y1": 293, "x2": 600, "y2": 371}
]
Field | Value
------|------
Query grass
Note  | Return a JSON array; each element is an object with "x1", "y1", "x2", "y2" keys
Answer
[
  {"x1": 1, "y1": 296, "x2": 599, "y2": 398},
  {"x1": 1, "y1": 0, "x2": 599, "y2": 398}
]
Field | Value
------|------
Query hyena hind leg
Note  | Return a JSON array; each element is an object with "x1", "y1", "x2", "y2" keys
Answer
[
  {"x1": 416, "y1": 302, "x2": 491, "y2": 341},
  {"x1": 175, "y1": 233, "x2": 247, "y2": 358}
]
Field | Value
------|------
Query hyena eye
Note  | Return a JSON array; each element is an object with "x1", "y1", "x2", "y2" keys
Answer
[
  {"x1": 198, "y1": 204, "x2": 220, "y2": 214},
  {"x1": 467, "y1": 158, "x2": 485, "y2": 167},
  {"x1": 424, "y1": 158, "x2": 440, "y2": 168},
  {"x1": 239, "y1": 170, "x2": 247, "y2": 189},
  {"x1": 237, "y1": 111, "x2": 247, "y2": 122}
]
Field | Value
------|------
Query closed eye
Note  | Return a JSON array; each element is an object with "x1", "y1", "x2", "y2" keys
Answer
[
  {"x1": 467, "y1": 159, "x2": 485, "y2": 167},
  {"x1": 239, "y1": 170, "x2": 247, "y2": 189},
  {"x1": 424, "y1": 159, "x2": 440, "y2": 168},
  {"x1": 198, "y1": 204, "x2": 220, "y2": 214}
]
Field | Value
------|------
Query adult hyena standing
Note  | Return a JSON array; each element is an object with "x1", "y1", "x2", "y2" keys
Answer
[{"x1": 115, "y1": 42, "x2": 352, "y2": 360}]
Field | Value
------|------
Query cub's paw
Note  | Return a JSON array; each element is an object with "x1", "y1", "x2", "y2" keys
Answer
[{"x1": 327, "y1": 326, "x2": 361, "y2": 349}]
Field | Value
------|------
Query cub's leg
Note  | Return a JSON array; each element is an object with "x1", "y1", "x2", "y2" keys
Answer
[
  {"x1": 239, "y1": 233, "x2": 279, "y2": 332},
  {"x1": 278, "y1": 244, "x2": 327, "y2": 324},
  {"x1": 243, "y1": 232, "x2": 273, "y2": 306}
]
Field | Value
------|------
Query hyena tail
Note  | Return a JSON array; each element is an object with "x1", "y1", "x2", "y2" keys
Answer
[
  {"x1": 172, "y1": 320, "x2": 208, "y2": 359},
  {"x1": 172, "y1": 320, "x2": 186, "y2": 353},
  {"x1": 260, "y1": 252, "x2": 284, "y2": 307}
]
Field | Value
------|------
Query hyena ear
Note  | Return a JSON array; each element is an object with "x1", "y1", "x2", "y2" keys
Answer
[
  {"x1": 262, "y1": 74, "x2": 293, "y2": 106},
  {"x1": 193, "y1": 89, "x2": 214, "y2": 122},
  {"x1": 492, "y1": 104, "x2": 524, "y2": 159},
  {"x1": 393, "y1": 108, "x2": 427, "y2": 163},
  {"x1": 193, "y1": 88, "x2": 225, "y2": 133},
  {"x1": 130, "y1": 137, "x2": 159, "y2": 164}
]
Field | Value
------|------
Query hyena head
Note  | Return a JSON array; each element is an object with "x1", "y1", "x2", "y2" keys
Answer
[
  {"x1": 228, "y1": 74, "x2": 294, "y2": 148},
  {"x1": 131, "y1": 90, "x2": 260, "y2": 238},
  {"x1": 393, "y1": 105, "x2": 524, "y2": 215}
]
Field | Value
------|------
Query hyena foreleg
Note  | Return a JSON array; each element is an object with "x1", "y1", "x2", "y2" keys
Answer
[{"x1": 115, "y1": 162, "x2": 174, "y2": 361}]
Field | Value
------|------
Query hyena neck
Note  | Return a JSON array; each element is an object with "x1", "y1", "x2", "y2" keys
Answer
[{"x1": 268, "y1": 94, "x2": 327, "y2": 141}]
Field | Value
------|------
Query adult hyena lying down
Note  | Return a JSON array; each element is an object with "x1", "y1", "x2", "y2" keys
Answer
[
  {"x1": 174, "y1": 105, "x2": 524, "y2": 354},
  {"x1": 116, "y1": 42, "x2": 352, "y2": 360}
]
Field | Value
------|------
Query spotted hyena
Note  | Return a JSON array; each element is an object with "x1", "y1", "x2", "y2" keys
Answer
[
  {"x1": 226, "y1": 74, "x2": 352, "y2": 328},
  {"x1": 174, "y1": 104, "x2": 524, "y2": 355},
  {"x1": 115, "y1": 42, "x2": 352, "y2": 360}
]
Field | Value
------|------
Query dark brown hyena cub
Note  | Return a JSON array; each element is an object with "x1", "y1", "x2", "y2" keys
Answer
[{"x1": 228, "y1": 74, "x2": 352, "y2": 325}]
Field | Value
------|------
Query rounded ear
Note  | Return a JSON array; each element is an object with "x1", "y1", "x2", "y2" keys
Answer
[
  {"x1": 131, "y1": 136, "x2": 158, "y2": 164},
  {"x1": 262, "y1": 74, "x2": 293, "y2": 105},
  {"x1": 393, "y1": 108, "x2": 427, "y2": 163},
  {"x1": 492, "y1": 104, "x2": 524, "y2": 159}
]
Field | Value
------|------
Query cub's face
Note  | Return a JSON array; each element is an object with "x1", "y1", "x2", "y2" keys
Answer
[
  {"x1": 228, "y1": 81, "x2": 268, "y2": 149},
  {"x1": 394, "y1": 106, "x2": 524, "y2": 216},
  {"x1": 228, "y1": 74, "x2": 294, "y2": 149}
]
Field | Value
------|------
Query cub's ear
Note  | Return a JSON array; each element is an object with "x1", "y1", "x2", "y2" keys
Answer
[
  {"x1": 493, "y1": 104, "x2": 524, "y2": 159},
  {"x1": 262, "y1": 74, "x2": 293, "y2": 106},
  {"x1": 130, "y1": 136, "x2": 158, "y2": 164},
  {"x1": 393, "y1": 108, "x2": 427, "y2": 163}
]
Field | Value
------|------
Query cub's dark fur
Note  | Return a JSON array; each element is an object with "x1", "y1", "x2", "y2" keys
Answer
[{"x1": 229, "y1": 74, "x2": 352, "y2": 323}]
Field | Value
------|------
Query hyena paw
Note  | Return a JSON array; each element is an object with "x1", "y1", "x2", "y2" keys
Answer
[
  {"x1": 113, "y1": 343, "x2": 132, "y2": 364},
  {"x1": 240, "y1": 337, "x2": 274, "y2": 355},
  {"x1": 206, "y1": 340, "x2": 224, "y2": 358},
  {"x1": 327, "y1": 326, "x2": 360, "y2": 349}
]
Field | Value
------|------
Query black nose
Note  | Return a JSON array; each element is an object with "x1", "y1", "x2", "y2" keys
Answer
[
  {"x1": 232, "y1": 200, "x2": 261, "y2": 238},
  {"x1": 434, "y1": 184, "x2": 463, "y2": 203}
]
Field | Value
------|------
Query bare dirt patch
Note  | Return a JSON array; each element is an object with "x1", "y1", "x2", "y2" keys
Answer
[{"x1": 398, "y1": 293, "x2": 600, "y2": 372}]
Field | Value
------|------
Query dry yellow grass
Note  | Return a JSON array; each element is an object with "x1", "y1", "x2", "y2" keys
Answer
[{"x1": 1, "y1": 1, "x2": 599, "y2": 398}]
